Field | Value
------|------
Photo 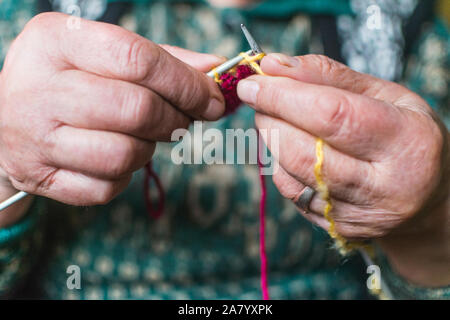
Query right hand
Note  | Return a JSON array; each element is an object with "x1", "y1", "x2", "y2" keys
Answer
[{"x1": 0, "y1": 12, "x2": 225, "y2": 206}]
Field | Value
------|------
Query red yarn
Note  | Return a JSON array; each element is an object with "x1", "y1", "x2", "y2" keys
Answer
[
  {"x1": 218, "y1": 63, "x2": 270, "y2": 300},
  {"x1": 144, "y1": 61, "x2": 270, "y2": 299},
  {"x1": 144, "y1": 161, "x2": 165, "y2": 219},
  {"x1": 144, "y1": 64, "x2": 258, "y2": 217},
  {"x1": 219, "y1": 64, "x2": 256, "y2": 115},
  {"x1": 257, "y1": 147, "x2": 270, "y2": 300}
]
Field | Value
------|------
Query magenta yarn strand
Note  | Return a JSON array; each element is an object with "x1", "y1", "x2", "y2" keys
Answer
[
  {"x1": 144, "y1": 161, "x2": 165, "y2": 219},
  {"x1": 258, "y1": 139, "x2": 270, "y2": 300}
]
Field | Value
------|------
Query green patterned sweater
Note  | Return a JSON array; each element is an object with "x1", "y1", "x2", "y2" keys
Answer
[{"x1": 0, "y1": 0, "x2": 449, "y2": 299}]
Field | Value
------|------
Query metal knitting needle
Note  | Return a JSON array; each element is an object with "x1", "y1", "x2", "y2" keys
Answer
[
  {"x1": 0, "y1": 24, "x2": 265, "y2": 213},
  {"x1": 206, "y1": 23, "x2": 264, "y2": 78},
  {"x1": 206, "y1": 49, "x2": 253, "y2": 78},
  {"x1": 240, "y1": 23, "x2": 263, "y2": 55},
  {"x1": 0, "y1": 191, "x2": 28, "y2": 212}
]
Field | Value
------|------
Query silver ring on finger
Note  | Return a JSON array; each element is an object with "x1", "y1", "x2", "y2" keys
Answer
[{"x1": 295, "y1": 186, "x2": 316, "y2": 214}]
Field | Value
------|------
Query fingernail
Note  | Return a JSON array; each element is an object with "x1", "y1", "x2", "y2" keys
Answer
[
  {"x1": 237, "y1": 80, "x2": 259, "y2": 104},
  {"x1": 269, "y1": 53, "x2": 299, "y2": 67},
  {"x1": 203, "y1": 98, "x2": 224, "y2": 120}
]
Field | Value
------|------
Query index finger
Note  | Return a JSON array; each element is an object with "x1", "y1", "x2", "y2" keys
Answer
[
  {"x1": 36, "y1": 13, "x2": 225, "y2": 120},
  {"x1": 260, "y1": 54, "x2": 412, "y2": 103},
  {"x1": 237, "y1": 75, "x2": 402, "y2": 160}
]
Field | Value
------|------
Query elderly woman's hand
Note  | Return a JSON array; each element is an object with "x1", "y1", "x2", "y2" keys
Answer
[
  {"x1": 0, "y1": 12, "x2": 225, "y2": 208},
  {"x1": 238, "y1": 53, "x2": 449, "y2": 286}
]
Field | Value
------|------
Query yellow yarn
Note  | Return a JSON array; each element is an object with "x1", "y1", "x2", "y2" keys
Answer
[
  {"x1": 212, "y1": 52, "x2": 266, "y2": 85},
  {"x1": 314, "y1": 139, "x2": 349, "y2": 254},
  {"x1": 314, "y1": 138, "x2": 374, "y2": 256},
  {"x1": 370, "y1": 287, "x2": 390, "y2": 300},
  {"x1": 315, "y1": 138, "x2": 387, "y2": 299},
  {"x1": 211, "y1": 67, "x2": 222, "y2": 84},
  {"x1": 238, "y1": 52, "x2": 266, "y2": 75}
]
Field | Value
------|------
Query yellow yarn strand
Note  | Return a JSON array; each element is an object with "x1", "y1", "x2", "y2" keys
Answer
[
  {"x1": 315, "y1": 138, "x2": 388, "y2": 298},
  {"x1": 239, "y1": 52, "x2": 266, "y2": 75},
  {"x1": 313, "y1": 138, "x2": 374, "y2": 256},
  {"x1": 211, "y1": 67, "x2": 222, "y2": 84},
  {"x1": 211, "y1": 52, "x2": 266, "y2": 85},
  {"x1": 314, "y1": 139, "x2": 348, "y2": 254}
]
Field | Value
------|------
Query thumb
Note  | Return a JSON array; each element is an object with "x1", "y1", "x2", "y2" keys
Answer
[
  {"x1": 159, "y1": 44, "x2": 226, "y2": 72},
  {"x1": 260, "y1": 53, "x2": 409, "y2": 101}
]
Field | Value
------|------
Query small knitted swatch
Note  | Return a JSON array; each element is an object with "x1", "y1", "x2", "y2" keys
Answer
[{"x1": 219, "y1": 64, "x2": 255, "y2": 114}]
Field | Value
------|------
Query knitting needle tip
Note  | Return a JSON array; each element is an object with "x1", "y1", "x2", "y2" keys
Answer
[
  {"x1": 240, "y1": 24, "x2": 263, "y2": 55},
  {"x1": 206, "y1": 24, "x2": 263, "y2": 78}
]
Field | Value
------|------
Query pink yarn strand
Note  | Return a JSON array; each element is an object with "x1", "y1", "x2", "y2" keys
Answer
[
  {"x1": 143, "y1": 59, "x2": 270, "y2": 299},
  {"x1": 218, "y1": 59, "x2": 270, "y2": 300},
  {"x1": 144, "y1": 161, "x2": 165, "y2": 219},
  {"x1": 257, "y1": 139, "x2": 270, "y2": 300}
]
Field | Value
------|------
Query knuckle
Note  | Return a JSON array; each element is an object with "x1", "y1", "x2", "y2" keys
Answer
[
  {"x1": 7, "y1": 165, "x2": 57, "y2": 195},
  {"x1": 105, "y1": 140, "x2": 135, "y2": 176},
  {"x1": 25, "y1": 12, "x2": 54, "y2": 30},
  {"x1": 119, "y1": 38, "x2": 159, "y2": 81},
  {"x1": 289, "y1": 154, "x2": 314, "y2": 185},
  {"x1": 331, "y1": 162, "x2": 371, "y2": 198},
  {"x1": 95, "y1": 182, "x2": 119, "y2": 205},
  {"x1": 272, "y1": 172, "x2": 297, "y2": 201},
  {"x1": 283, "y1": 143, "x2": 314, "y2": 182},
  {"x1": 262, "y1": 83, "x2": 283, "y2": 115},
  {"x1": 319, "y1": 93, "x2": 351, "y2": 139},
  {"x1": 1, "y1": 161, "x2": 25, "y2": 186},
  {"x1": 8, "y1": 13, "x2": 63, "y2": 70},
  {"x1": 178, "y1": 70, "x2": 208, "y2": 113},
  {"x1": 340, "y1": 176, "x2": 364, "y2": 196},
  {"x1": 12, "y1": 12, "x2": 66, "y2": 54},
  {"x1": 94, "y1": 176, "x2": 131, "y2": 205},
  {"x1": 42, "y1": 125, "x2": 59, "y2": 153},
  {"x1": 120, "y1": 88, "x2": 154, "y2": 133},
  {"x1": 311, "y1": 54, "x2": 340, "y2": 75},
  {"x1": 23, "y1": 12, "x2": 63, "y2": 39},
  {"x1": 13, "y1": 14, "x2": 48, "y2": 50},
  {"x1": 327, "y1": 96, "x2": 347, "y2": 127},
  {"x1": 34, "y1": 167, "x2": 58, "y2": 193}
]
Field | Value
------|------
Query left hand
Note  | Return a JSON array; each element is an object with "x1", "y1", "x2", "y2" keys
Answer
[{"x1": 237, "y1": 53, "x2": 449, "y2": 241}]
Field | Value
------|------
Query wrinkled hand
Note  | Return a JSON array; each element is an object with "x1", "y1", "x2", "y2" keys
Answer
[
  {"x1": 238, "y1": 53, "x2": 449, "y2": 240},
  {"x1": 0, "y1": 12, "x2": 225, "y2": 206}
]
